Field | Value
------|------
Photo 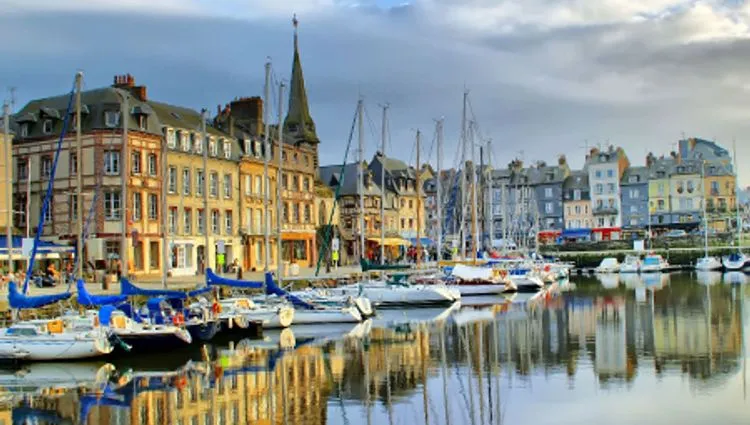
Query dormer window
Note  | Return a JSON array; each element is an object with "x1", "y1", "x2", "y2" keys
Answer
[
  {"x1": 677, "y1": 166, "x2": 685, "y2": 173},
  {"x1": 223, "y1": 140, "x2": 231, "y2": 159},
  {"x1": 167, "y1": 130, "x2": 177, "y2": 149},
  {"x1": 209, "y1": 139, "x2": 217, "y2": 157},
  {"x1": 105, "y1": 111, "x2": 120, "y2": 128},
  {"x1": 181, "y1": 132, "x2": 190, "y2": 152},
  {"x1": 42, "y1": 119, "x2": 53, "y2": 134},
  {"x1": 137, "y1": 115, "x2": 147, "y2": 131},
  {"x1": 244, "y1": 139, "x2": 252, "y2": 156},
  {"x1": 628, "y1": 175, "x2": 639, "y2": 183},
  {"x1": 20, "y1": 123, "x2": 29, "y2": 137},
  {"x1": 254, "y1": 140, "x2": 262, "y2": 158},
  {"x1": 195, "y1": 136, "x2": 203, "y2": 154}
]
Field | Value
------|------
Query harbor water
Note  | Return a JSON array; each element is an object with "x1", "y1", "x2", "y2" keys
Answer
[{"x1": 5, "y1": 272, "x2": 750, "y2": 425}]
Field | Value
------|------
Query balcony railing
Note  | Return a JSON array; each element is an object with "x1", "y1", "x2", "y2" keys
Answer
[{"x1": 593, "y1": 206, "x2": 618, "y2": 215}]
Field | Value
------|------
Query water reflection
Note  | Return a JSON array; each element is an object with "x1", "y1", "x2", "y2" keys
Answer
[{"x1": 6, "y1": 275, "x2": 750, "y2": 425}]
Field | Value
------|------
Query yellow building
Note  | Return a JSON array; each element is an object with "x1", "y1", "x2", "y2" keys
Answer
[
  {"x1": 12, "y1": 76, "x2": 165, "y2": 276},
  {"x1": 368, "y1": 153, "x2": 426, "y2": 241},
  {"x1": 704, "y1": 161, "x2": 736, "y2": 231},
  {"x1": 149, "y1": 101, "x2": 242, "y2": 276},
  {"x1": 647, "y1": 157, "x2": 673, "y2": 228},
  {"x1": 669, "y1": 160, "x2": 702, "y2": 229},
  {"x1": 0, "y1": 124, "x2": 11, "y2": 234},
  {"x1": 562, "y1": 171, "x2": 593, "y2": 230}
]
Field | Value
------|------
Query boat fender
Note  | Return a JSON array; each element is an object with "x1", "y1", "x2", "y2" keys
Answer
[{"x1": 173, "y1": 313, "x2": 185, "y2": 326}]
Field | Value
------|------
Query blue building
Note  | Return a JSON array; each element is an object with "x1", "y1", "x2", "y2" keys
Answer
[
  {"x1": 530, "y1": 157, "x2": 570, "y2": 232},
  {"x1": 620, "y1": 166, "x2": 649, "y2": 229}
]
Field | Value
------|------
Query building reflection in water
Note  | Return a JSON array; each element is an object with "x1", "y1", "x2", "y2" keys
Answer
[{"x1": 2, "y1": 275, "x2": 747, "y2": 425}]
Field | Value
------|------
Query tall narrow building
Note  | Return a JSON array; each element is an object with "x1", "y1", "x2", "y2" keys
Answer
[{"x1": 284, "y1": 15, "x2": 320, "y2": 171}]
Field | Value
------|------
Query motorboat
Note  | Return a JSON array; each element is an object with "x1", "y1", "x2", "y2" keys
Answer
[
  {"x1": 508, "y1": 273, "x2": 545, "y2": 293},
  {"x1": 291, "y1": 288, "x2": 375, "y2": 317},
  {"x1": 619, "y1": 255, "x2": 641, "y2": 273},
  {"x1": 595, "y1": 257, "x2": 620, "y2": 273},
  {"x1": 723, "y1": 252, "x2": 747, "y2": 271},
  {"x1": 326, "y1": 279, "x2": 460, "y2": 308},
  {"x1": 640, "y1": 254, "x2": 669, "y2": 273},
  {"x1": 100, "y1": 306, "x2": 192, "y2": 353},
  {"x1": 218, "y1": 297, "x2": 295, "y2": 329},
  {"x1": 0, "y1": 320, "x2": 113, "y2": 361},
  {"x1": 695, "y1": 256, "x2": 722, "y2": 271},
  {"x1": 440, "y1": 264, "x2": 517, "y2": 295}
]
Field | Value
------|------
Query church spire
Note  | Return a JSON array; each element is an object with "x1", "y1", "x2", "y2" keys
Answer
[{"x1": 284, "y1": 14, "x2": 319, "y2": 145}]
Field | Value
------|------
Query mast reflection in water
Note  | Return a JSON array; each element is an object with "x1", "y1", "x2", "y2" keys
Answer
[{"x1": 5, "y1": 272, "x2": 750, "y2": 425}]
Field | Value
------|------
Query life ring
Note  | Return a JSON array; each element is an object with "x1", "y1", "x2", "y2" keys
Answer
[
  {"x1": 173, "y1": 376, "x2": 187, "y2": 389},
  {"x1": 211, "y1": 302, "x2": 222, "y2": 314},
  {"x1": 172, "y1": 313, "x2": 185, "y2": 326}
]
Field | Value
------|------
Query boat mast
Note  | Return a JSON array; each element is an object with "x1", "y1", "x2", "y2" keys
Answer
[
  {"x1": 733, "y1": 140, "x2": 741, "y2": 252},
  {"x1": 160, "y1": 114, "x2": 169, "y2": 288},
  {"x1": 357, "y1": 98, "x2": 365, "y2": 260},
  {"x1": 277, "y1": 83, "x2": 285, "y2": 285},
  {"x1": 436, "y1": 118, "x2": 444, "y2": 262},
  {"x1": 119, "y1": 83, "x2": 129, "y2": 279},
  {"x1": 470, "y1": 121, "x2": 478, "y2": 261},
  {"x1": 701, "y1": 160, "x2": 708, "y2": 259},
  {"x1": 501, "y1": 181, "x2": 507, "y2": 255},
  {"x1": 3, "y1": 101, "x2": 11, "y2": 275},
  {"x1": 75, "y1": 72, "x2": 83, "y2": 281},
  {"x1": 380, "y1": 104, "x2": 388, "y2": 265},
  {"x1": 263, "y1": 60, "x2": 272, "y2": 272},
  {"x1": 460, "y1": 90, "x2": 468, "y2": 259},
  {"x1": 416, "y1": 129, "x2": 422, "y2": 268},
  {"x1": 201, "y1": 109, "x2": 209, "y2": 275},
  {"x1": 487, "y1": 140, "x2": 493, "y2": 249}
]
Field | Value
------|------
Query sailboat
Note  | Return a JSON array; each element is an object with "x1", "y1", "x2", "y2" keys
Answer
[
  {"x1": 723, "y1": 142, "x2": 747, "y2": 271},
  {"x1": 697, "y1": 161, "x2": 722, "y2": 271}
]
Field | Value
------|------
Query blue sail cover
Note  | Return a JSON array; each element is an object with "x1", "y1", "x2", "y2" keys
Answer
[
  {"x1": 187, "y1": 286, "x2": 212, "y2": 298},
  {"x1": 77, "y1": 280, "x2": 127, "y2": 306},
  {"x1": 206, "y1": 268, "x2": 263, "y2": 289},
  {"x1": 264, "y1": 273, "x2": 315, "y2": 310},
  {"x1": 120, "y1": 278, "x2": 187, "y2": 299},
  {"x1": 7, "y1": 282, "x2": 71, "y2": 310}
]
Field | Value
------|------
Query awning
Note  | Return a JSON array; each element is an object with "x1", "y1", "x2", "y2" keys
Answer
[
  {"x1": 0, "y1": 236, "x2": 74, "y2": 255},
  {"x1": 561, "y1": 228, "x2": 591, "y2": 238},
  {"x1": 366, "y1": 237, "x2": 411, "y2": 246},
  {"x1": 408, "y1": 237, "x2": 434, "y2": 246}
]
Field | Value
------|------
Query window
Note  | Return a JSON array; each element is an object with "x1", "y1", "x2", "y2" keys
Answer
[
  {"x1": 148, "y1": 153, "x2": 157, "y2": 176},
  {"x1": 255, "y1": 209, "x2": 263, "y2": 233},
  {"x1": 168, "y1": 167, "x2": 177, "y2": 193},
  {"x1": 573, "y1": 189, "x2": 581, "y2": 201},
  {"x1": 303, "y1": 176, "x2": 310, "y2": 192},
  {"x1": 293, "y1": 203, "x2": 300, "y2": 223},
  {"x1": 43, "y1": 198, "x2": 53, "y2": 223},
  {"x1": 629, "y1": 189, "x2": 639, "y2": 199},
  {"x1": 16, "y1": 159, "x2": 28, "y2": 180},
  {"x1": 70, "y1": 153, "x2": 78, "y2": 175},
  {"x1": 607, "y1": 183, "x2": 615, "y2": 194},
  {"x1": 41, "y1": 156, "x2": 52, "y2": 179},
  {"x1": 195, "y1": 136, "x2": 204, "y2": 154},
  {"x1": 209, "y1": 139, "x2": 217, "y2": 156},
  {"x1": 408, "y1": 199, "x2": 414, "y2": 209},
  {"x1": 658, "y1": 183, "x2": 665, "y2": 195},
  {"x1": 244, "y1": 175, "x2": 252, "y2": 196},
  {"x1": 42, "y1": 119, "x2": 53, "y2": 134},
  {"x1": 211, "y1": 210, "x2": 219, "y2": 233},
  {"x1": 131, "y1": 151, "x2": 141, "y2": 175},
  {"x1": 630, "y1": 205, "x2": 638, "y2": 213},
  {"x1": 105, "y1": 111, "x2": 120, "y2": 128},
  {"x1": 282, "y1": 174, "x2": 289, "y2": 190},
  {"x1": 686, "y1": 198, "x2": 694, "y2": 210},
  {"x1": 657, "y1": 199, "x2": 665, "y2": 211},
  {"x1": 409, "y1": 218, "x2": 414, "y2": 229},
  {"x1": 595, "y1": 184, "x2": 603, "y2": 194},
  {"x1": 711, "y1": 181, "x2": 720, "y2": 195},
  {"x1": 283, "y1": 202, "x2": 289, "y2": 222},
  {"x1": 223, "y1": 174, "x2": 232, "y2": 199},
  {"x1": 196, "y1": 170, "x2": 205, "y2": 196},
  {"x1": 104, "y1": 191, "x2": 121, "y2": 220},
  {"x1": 69, "y1": 194, "x2": 78, "y2": 221},
  {"x1": 292, "y1": 175, "x2": 299, "y2": 191},
  {"x1": 197, "y1": 209, "x2": 205, "y2": 234},
  {"x1": 148, "y1": 193, "x2": 158, "y2": 220},
  {"x1": 180, "y1": 132, "x2": 190, "y2": 152},
  {"x1": 304, "y1": 204, "x2": 311, "y2": 223},
  {"x1": 104, "y1": 151, "x2": 120, "y2": 175},
  {"x1": 133, "y1": 192, "x2": 142, "y2": 220},
  {"x1": 545, "y1": 202, "x2": 553, "y2": 214},
  {"x1": 574, "y1": 205, "x2": 581, "y2": 214},
  {"x1": 687, "y1": 180, "x2": 695, "y2": 193},
  {"x1": 182, "y1": 168, "x2": 191, "y2": 195},
  {"x1": 137, "y1": 115, "x2": 147, "y2": 130},
  {"x1": 595, "y1": 170, "x2": 602, "y2": 178},
  {"x1": 210, "y1": 173, "x2": 218, "y2": 197},
  {"x1": 168, "y1": 208, "x2": 177, "y2": 233},
  {"x1": 19, "y1": 123, "x2": 29, "y2": 137},
  {"x1": 223, "y1": 140, "x2": 231, "y2": 159},
  {"x1": 607, "y1": 169, "x2": 614, "y2": 178},
  {"x1": 544, "y1": 187, "x2": 553, "y2": 198},
  {"x1": 253, "y1": 175, "x2": 263, "y2": 195},
  {"x1": 225, "y1": 210, "x2": 232, "y2": 233},
  {"x1": 167, "y1": 130, "x2": 177, "y2": 149},
  {"x1": 184, "y1": 208, "x2": 192, "y2": 233},
  {"x1": 245, "y1": 207, "x2": 252, "y2": 230}
]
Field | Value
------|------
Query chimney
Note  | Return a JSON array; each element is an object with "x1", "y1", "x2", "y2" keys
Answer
[
  {"x1": 134, "y1": 86, "x2": 147, "y2": 101},
  {"x1": 558, "y1": 155, "x2": 567, "y2": 166},
  {"x1": 646, "y1": 152, "x2": 655, "y2": 167},
  {"x1": 228, "y1": 97, "x2": 264, "y2": 137},
  {"x1": 111, "y1": 74, "x2": 146, "y2": 100}
]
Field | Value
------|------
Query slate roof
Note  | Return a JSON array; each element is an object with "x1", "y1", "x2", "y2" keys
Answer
[
  {"x1": 319, "y1": 163, "x2": 382, "y2": 197},
  {"x1": 620, "y1": 166, "x2": 649, "y2": 185},
  {"x1": 563, "y1": 170, "x2": 589, "y2": 190},
  {"x1": 529, "y1": 164, "x2": 569, "y2": 185}
]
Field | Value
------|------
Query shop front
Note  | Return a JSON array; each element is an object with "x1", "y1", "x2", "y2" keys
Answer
[{"x1": 591, "y1": 227, "x2": 622, "y2": 241}]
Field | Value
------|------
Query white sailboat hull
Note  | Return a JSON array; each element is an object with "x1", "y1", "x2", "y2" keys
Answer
[
  {"x1": 243, "y1": 306, "x2": 295, "y2": 329},
  {"x1": 0, "y1": 333, "x2": 112, "y2": 361},
  {"x1": 292, "y1": 307, "x2": 362, "y2": 325},
  {"x1": 695, "y1": 257, "x2": 722, "y2": 271},
  {"x1": 454, "y1": 284, "x2": 514, "y2": 296},
  {"x1": 509, "y1": 275, "x2": 544, "y2": 292},
  {"x1": 328, "y1": 283, "x2": 459, "y2": 307},
  {"x1": 723, "y1": 257, "x2": 747, "y2": 271}
]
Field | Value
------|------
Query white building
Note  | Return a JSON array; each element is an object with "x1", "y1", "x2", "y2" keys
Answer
[{"x1": 586, "y1": 146, "x2": 630, "y2": 240}]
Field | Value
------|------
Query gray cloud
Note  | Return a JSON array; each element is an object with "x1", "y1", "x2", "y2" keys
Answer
[{"x1": 2, "y1": 2, "x2": 750, "y2": 184}]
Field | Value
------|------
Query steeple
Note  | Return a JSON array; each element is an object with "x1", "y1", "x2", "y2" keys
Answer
[{"x1": 284, "y1": 14, "x2": 319, "y2": 145}]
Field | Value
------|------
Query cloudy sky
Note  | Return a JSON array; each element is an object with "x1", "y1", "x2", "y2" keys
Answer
[{"x1": 3, "y1": 0, "x2": 750, "y2": 183}]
